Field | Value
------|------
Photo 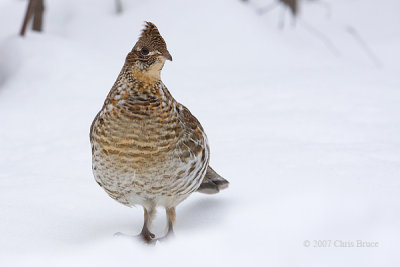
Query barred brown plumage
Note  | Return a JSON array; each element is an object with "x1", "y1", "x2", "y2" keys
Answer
[{"x1": 90, "y1": 22, "x2": 229, "y2": 243}]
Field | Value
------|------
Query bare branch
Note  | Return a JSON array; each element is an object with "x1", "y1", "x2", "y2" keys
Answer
[
  {"x1": 32, "y1": 0, "x2": 44, "y2": 32},
  {"x1": 280, "y1": 0, "x2": 298, "y2": 17},
  {"x1": 20, "y1": 0, "x2": 34, "y2": 36},
  {"x1": 20, "y1": 0, "x2": 45, "y2": 36}
]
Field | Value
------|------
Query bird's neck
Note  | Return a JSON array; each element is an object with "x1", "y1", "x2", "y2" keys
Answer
[
  {"x1": 109, "y1": 66, "x2": 174, "y2": 108},
  {"x1": 130, "y1": 61, "x2": 165, "y2": 84}
]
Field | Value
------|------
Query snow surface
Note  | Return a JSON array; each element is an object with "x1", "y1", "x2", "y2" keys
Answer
[{"x1": 0, "y1": 0, "x2": 399, "y2": 266}]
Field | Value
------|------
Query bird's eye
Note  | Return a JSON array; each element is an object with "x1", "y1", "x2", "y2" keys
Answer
[{"x1": 141, "y1": 48, "x2": 149, "y2": 55}]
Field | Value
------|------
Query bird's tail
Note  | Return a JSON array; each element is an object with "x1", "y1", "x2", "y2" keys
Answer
[{"x1": 197, "y1": 166, "x2": 229, "y2": 194}]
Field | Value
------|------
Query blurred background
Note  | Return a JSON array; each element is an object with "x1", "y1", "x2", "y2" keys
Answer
[{"x1": 0, "y1": 0, "x2": 399, "y2": 266}]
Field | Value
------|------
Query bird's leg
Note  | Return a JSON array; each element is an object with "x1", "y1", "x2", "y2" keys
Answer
[
  {"x1": 155, "y1": 207, "x2": 177, "y2": 242},
  {"x1": 140, "y1": 206, "x2": 156, "y2": 243},
  {"x1": 146, "y1": 207, "x2": 175, "y2": 243},
  {"x1": 166, "y1": 207, "x2": 176, "y2": 236}
]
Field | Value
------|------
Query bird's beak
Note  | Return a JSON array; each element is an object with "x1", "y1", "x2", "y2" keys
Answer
[{"x1": 162, "y1": 50, "x2": 173, "y2": 61}]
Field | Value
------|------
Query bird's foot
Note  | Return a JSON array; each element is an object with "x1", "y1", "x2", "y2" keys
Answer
[{"x1": 139, "y1": 228, "x2": 156, "y2": 244}]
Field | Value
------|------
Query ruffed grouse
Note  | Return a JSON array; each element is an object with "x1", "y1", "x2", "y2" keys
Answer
[{"x1": 90, "y1": 22, "x2": 229, "y2": 242}]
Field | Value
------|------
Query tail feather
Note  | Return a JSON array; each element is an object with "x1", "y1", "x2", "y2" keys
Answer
[{"x1": 197, "y1": 166, "x2": 229, "y2": 194}]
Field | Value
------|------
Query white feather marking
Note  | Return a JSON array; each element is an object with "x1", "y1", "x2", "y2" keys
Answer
[{"x1": 159, "y1": 84, "x2": 167, "y2": 101}]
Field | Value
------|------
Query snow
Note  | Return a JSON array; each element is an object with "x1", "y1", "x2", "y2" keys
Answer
[{"x1": 0, "y1": 0, "x2": 399, "y2": 266}]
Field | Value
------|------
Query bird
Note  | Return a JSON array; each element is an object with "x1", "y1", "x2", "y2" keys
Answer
[{"x1": 90, "y1": 22, "x2": 229, "y2": 243}]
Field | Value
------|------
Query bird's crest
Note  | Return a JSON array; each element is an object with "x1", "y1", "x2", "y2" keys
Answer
[
  {"x1": 140, "y1": 21, "x2": 160, "y2": 37},
  {"x1": 135, "y1": 21, "x2": 168, "y2": 53}
]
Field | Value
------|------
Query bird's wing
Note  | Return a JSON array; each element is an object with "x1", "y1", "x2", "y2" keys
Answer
[
  {"x1": 177, "y1": 103, "x2": 229, "y2": 194},
  {"x1": 197, "y1": 166, "x2": 229, "y2": 194}
]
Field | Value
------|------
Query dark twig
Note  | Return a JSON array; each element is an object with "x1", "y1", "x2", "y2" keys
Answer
[
  {"x1": 20, "y1": 0, "x2": 35, "y2": 36},
  {"x1": 115, "y1": 0, "x2": 123, "y2": 14},
  {"x1": 32, "y1": 0, "x2": 44, "y2": 31},
  {"x1": 280, "y1": 0, "x2": 298, "y2": 17},
  {"x1": 20, "y1": 0, "x2": 45, "y2": 36}
]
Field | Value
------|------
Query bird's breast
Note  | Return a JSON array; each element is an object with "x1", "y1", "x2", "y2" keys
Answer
[{"x1": 90, "y1": 80, "x2": 209, "y2": 201}]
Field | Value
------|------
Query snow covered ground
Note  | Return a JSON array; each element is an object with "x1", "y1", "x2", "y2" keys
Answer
[{"x1": 0, "y1": 0, "x2": 399, "y2": 266}]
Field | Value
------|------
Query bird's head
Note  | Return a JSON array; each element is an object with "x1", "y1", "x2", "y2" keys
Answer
[{"x1": 126, "y1": 22, "x2": 172, "y2": 82}]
